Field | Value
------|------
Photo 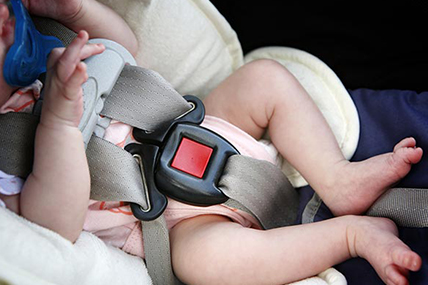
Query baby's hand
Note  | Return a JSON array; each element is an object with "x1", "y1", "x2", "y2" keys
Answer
[{"x1": 40, "y1": 30, "x2": 104, "y2": 128}]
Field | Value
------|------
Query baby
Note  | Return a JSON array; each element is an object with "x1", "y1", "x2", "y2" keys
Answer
[{"x1": 0, "y1": 0, "x2": 423, "y2": 284}]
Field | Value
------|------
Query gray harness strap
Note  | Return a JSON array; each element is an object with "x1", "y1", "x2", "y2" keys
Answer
[
  {"x1": 301, "y1": 193, "x2": 323, "y2": 224},
  {"x1": 302, "y1": 188, "x2": 428, "y2": 228},
  {"x1": 221, "y1": 155, "x2": 299, "y2": 229},
  {"x1": 101, "y1": 66, "x2": 191, "y2": 132},
  {"x1": 142, "y1": 216, "x2": 181, "y2": 285},
  {"x1": 32, "y1": 16, "x2": 77, "y2": 46},
  {"x1": 0, "y1": 113, "x2": 38, "y2": 178},
  {"x1": 86, "y1": 136, "x2": 149, "y2": 209},
  {"x1": 366, "y1": 188, "x2": 428, "y2": 227}
]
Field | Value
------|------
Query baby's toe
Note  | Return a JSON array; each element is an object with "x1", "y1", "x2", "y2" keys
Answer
[
  {"x1": 393, "y1": 137, "x2": 416, "y2": 152},
  {"x1": 392, "y1": 248, "x2": 422, "y2": 272},
  {"x1": 385, "y1": 264, "x2": 409, "y2": 285},
  {"x1": 394, "y1": 146, "x2": 423, "y2": 165}
]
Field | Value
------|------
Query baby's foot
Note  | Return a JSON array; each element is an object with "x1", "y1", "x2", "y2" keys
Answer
[
  {"x1": 40, "y1": 30, "x2": 104, "y2": 128},
  {"x1": 321, "y1": 137, "x2": 423, "y2": 216},
  {"x1": 348, "y1": 216, "x2": 421, "y2": 285}
]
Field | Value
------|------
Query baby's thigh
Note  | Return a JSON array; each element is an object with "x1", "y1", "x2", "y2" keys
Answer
[
  {"x1": 0, "y1": 193, "x2": 20, "y2": 214},
  {"x1": 204, "y1": 59, "x2": 291, "y2": 139},
  {"x1": 169, "y1": 215, "x2": 237, "y2": 282}
]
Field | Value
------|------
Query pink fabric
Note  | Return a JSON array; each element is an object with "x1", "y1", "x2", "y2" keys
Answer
[
  {"x1": 0, "y1": 86, "x2": 279, "y2": 259},
  {"x1": 0, "y1": 81, "x2": 42, "y2": 113}
]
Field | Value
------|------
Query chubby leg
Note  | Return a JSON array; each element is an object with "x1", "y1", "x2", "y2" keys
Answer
[
  {"x1": 204, "y1": 59, "x2": 422, "y2": 215},
  {"x1": 170, "y1": 215, "x2": 421, "y2": 285}
]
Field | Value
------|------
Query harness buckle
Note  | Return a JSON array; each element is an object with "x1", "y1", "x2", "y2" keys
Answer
[{"x1": 126, "y1": 95, "x2": 239, "y2": 221}]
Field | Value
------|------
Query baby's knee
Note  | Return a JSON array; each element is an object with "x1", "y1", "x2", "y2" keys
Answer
[
  {"x1": 243, "y1": 58, "x2": 281, "y2": 76},
  {"x1": 243, "y1": 59, "x2": 293, "y2": 81},
  {"x1": 242, "y1": 59, "x2": 301, "y2": 94}
]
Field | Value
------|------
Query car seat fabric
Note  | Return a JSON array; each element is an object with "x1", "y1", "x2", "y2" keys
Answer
[
  {"x1": 298, "y1": 88, "x2": 428, "y2": 284},
  {"x1": 97, "y1": 0, "x2": 244, "y2": 99}
]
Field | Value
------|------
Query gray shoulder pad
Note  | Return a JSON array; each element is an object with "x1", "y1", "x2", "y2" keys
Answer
[{"x1": 79, "y1": 39, "x2": 137, "y2": 147}]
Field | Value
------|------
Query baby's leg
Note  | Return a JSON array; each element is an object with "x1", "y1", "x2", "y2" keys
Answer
[
  {"x1": 204, "y1": 59, "x2": 422, "y2": 215},
  {"x1": 170, "y1": 215, "x2": 421, "y2": 285}
]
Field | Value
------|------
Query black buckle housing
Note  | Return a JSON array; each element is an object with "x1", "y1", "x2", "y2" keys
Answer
[{"x1": 125, "y1": 95, "x2": 239, "y2": 221}]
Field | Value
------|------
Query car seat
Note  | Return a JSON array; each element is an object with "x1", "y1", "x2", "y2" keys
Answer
[{"x1": 0, "y1": 0, "x2": 373, "y2": 284}]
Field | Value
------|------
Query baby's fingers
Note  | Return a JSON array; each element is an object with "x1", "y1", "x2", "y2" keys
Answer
[
  {"x1": 65, "y1": 62, "x2": 88, "y2": 93},
  {"x1": 79, "y1": 43, "x2": 105, "y2": 61},
  {"x1": 55, "y1": 30, "x2": 89, "y2": 83}
]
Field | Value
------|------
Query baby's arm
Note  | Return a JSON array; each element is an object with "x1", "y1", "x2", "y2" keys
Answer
[
  {"x1": 24, "y1": 0, "x2": 138, "y2": 56},
  {"x1": 20, "y1": 31, "x2": 105, "y2": 242}
]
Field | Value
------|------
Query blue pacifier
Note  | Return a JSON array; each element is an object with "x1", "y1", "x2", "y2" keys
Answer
[{"x1": 3, "y1": 0, "x2": 63, "y2": 87}]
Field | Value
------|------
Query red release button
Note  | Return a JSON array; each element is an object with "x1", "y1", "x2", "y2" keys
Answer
[{"x1": 171, "y1": 137, "x2": 213, "y2": 178}]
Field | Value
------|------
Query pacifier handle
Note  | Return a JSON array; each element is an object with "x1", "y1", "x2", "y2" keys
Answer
[{"x1": 3, "y1": 0, "x2": 63, "y2": 87}]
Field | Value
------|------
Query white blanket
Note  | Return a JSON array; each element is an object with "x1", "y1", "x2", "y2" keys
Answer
[{"x1": 0, "y1": 207, "x2": 151, "y2": 285}]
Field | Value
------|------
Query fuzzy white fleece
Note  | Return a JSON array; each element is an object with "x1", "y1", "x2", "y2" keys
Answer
[{"x1": 0, "y1": 206, "x2": 151, "y2": 285}]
